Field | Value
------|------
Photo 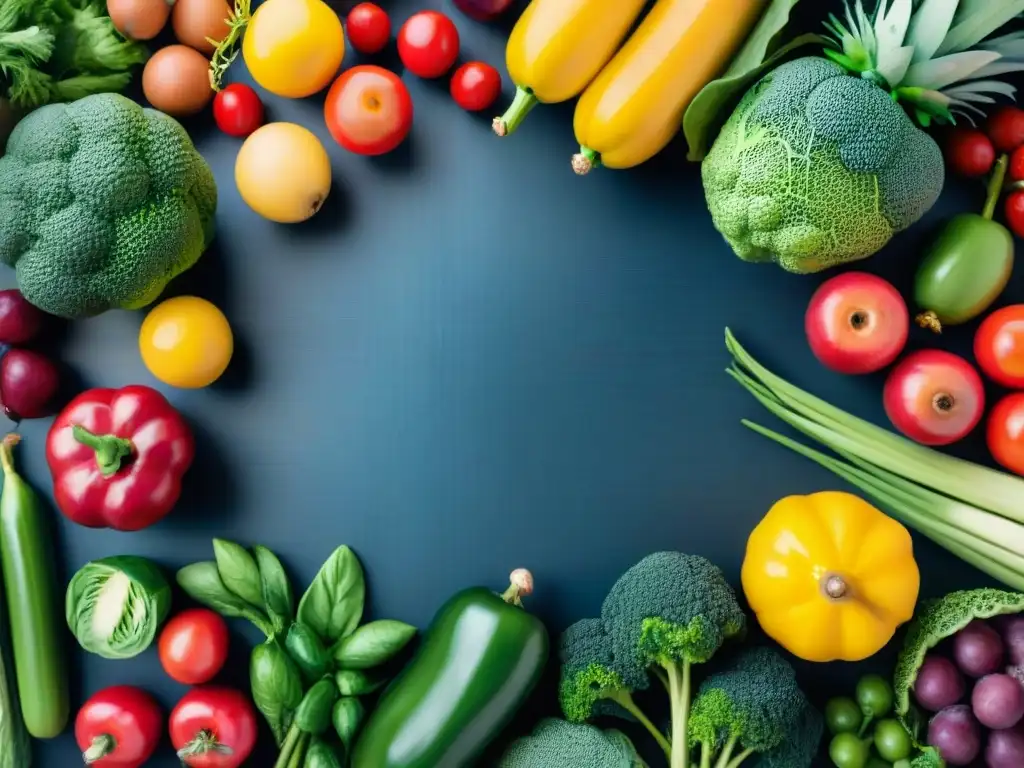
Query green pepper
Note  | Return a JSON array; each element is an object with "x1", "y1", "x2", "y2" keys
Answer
[
  {"x1": 915, "y1": 154, "x2": 1015, "y2": 333},
  {"x1": 350, "y1": 569, "x2": 549, "y2": 768}
]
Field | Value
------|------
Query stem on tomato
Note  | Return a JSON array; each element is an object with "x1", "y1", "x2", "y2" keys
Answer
[
  {"x1": 83, "y1": 734, "x2": 116, "y2": 763},
  {"x1": 176, "y1": 729, "x2": 233, "y2": 759}
]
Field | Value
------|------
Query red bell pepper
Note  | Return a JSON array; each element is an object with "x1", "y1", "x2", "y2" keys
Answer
[{"x1": 46, "y1": 385, "x2": 194, "y2": 531}]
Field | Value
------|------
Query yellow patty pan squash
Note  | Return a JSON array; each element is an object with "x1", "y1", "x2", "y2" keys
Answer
[{"x1": 741, "y1": 491, "x2": 920, "y2": 663}]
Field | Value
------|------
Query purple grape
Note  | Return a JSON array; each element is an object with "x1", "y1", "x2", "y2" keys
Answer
[
  {"x1": 954, "y1": 620, "x2": 1005, "y2": 677},
  {"x1": 1002, "y1": 616, "x2": 1024, "y2": 667},
  {"x1": 452, "y1": 0, "x2": 516, "y2": 21},
  {"x1": 972, "y1": 673, "x2": 1024, "y2": 729},
  {"x1": 927, "y1": 705, "x2": 981, "y2": 766},
  {"x1": 914, "y1": 655, "x2": 966, "y2": 711},
  {"x1": 986, "y1": 727, "x2": 1024, "y2": 768}
]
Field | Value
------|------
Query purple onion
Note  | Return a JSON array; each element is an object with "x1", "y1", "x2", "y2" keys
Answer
[
  {"x1": 986, "y1": 727, "x2": 1024, "y2": 768},
  {"x1": 954, "y1": 620, "x2": 1005, "y2": 677},
  {"x1": 0, "y1": 289, "x2": 44, "y2": 345},
  {"x1": 0, "y1": 348, "x2": 59, "y2": 420},
  {"x1": 972, "y1": 673, "x2": 1024, "y2": 729},
  {"x1": 927, "y1": 705, "x2": 981, "y2": 765},
  {"x1": 452, "y1": 0, "x2": 517, "y2": 21},
  {"x1": 914, "y1": 654, "x2": 966, "y2": 711},
  {"x1": 1002, "y1": 616, "x2": 1024, "y2": 667}
]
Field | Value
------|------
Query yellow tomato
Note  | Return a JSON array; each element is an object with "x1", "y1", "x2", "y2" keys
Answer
[
  {"x1": 242, "y1": 0, "x2": 345, "y2": 98},
  {"x1": 140, "y1": 296, "x2": 233, "y2": 389}
]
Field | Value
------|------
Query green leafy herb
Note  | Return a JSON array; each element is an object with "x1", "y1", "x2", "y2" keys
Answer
[
  {"x1": 294, "y1": 679, "x2": 339, "y2": 736},
  {"x1": 176, "y1": 561, "x2": 272, "y2": 636},
  {"x1": 334, "y1": 669, "x2": 386, "y2": 697},
  {"x1": 683, "y1": 0, "x2": 821, "y2": 161},
  {"x1": 332, "y1": 697, "x2": 366, "y2": 753},
  {"x1": 254, "y1": 544, "x2": 295, "y2": 631},
  {"x1": 250, "y1": 638, "x2": 304, "y2": 746},
  {"x1": 305, "y1": 737, "x2": 344, "y2": 768},
  {"x1": 332, "y1": 619, "x2": 417, "y2": 670},
  {"x1": 213, "y1": 538, "x2": 265, "y2": 610},
  {"x1": 297, "y1": 546, "x2": 365, "y2": 645},
  {"x1": 285, "y1": 622, "x2": 331, "y2": 684},
  {"x1": 208, "y1": 0, "x2": 252, "y2": 91}
]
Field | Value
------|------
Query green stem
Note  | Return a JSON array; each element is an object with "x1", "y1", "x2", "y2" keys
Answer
[
  {"x1": 273, "y1": 723, "x2": 302, "y2": 768},
  {"x1": 572, "y1": 146, "x2": 601, "y2": 176},
  {"x1": 652, "y1": 666, "x2": 670, "y2": 693},
  {"x1": 667, "y1": 661, "x2": 691, "y2": 768},
  {"x1": 713, "y1": 733, "x2": 738, "y2": 768},
  {"x1": 83, "y1": 734, "x2": 115, "y2": 763},
  {"x1": 493, "y1": 86, "x2": 538, "y2": 137},
  {"x1": 608, "y1": 690, "x2": 671, "y2": 758},
  {"x1": 700, "y1": 742, "x2": 712, "y2": 768},
  {"x1": 858, "y1": 715, "x2": 874, "y2": 738},
  {"x1": 725, "y1": 747, "x2": 754, "y2": 768},
  {"x1": 0, "y1": 433, "x2": 18, "y2": 476},
  {"x1": 287, "y1": 732, "x2": 310, "y2": 768},
  {"x1": 71, "y1": 424, "x2": 133, "y2": 477},
  {"x1": 176, "y1": 730, "x2": 233, "y2": 760},
  {"x1": 983, "y1": 154, "x2": 1008, "y2": 220}
]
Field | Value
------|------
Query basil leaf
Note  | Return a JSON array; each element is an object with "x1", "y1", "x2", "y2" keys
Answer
[
  {"x1": 176, "y1": 561, "x2": 272, "y2": 635},
  {"x1": 297, "y1": 546, "x2": 365, "y2": 644},
  {"x1": 332, "y1": 697, "x2": 366, "y2": 753},
  {"x1": 250, "y1": 639, "x2": 304, "y2": 747},
  {"x1": 213, "y1": 538, "x2": 265, "y2": 610},
  {"x1": 332, "y1": 620, "x2": 416, "y2": 670},
  {"x1": 294, "y1": 679, "x2": 338, "y2": 736},
  {"x1": 253, "y1": 544, "x2": 295, "y2": 629},
  {"x1": 285, "y1": 622, "x2": 331, "y2": 684},
  {"x1": 334, "y1": 669, "x2": 386, "y2": 697},
  {"x1": 305, "y1": 736, "x2": 344, "y2": 768}
]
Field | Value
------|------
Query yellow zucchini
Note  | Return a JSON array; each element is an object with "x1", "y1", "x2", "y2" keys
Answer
[
  {"x1": 493, "y1": 0, "x2": 648, "y2": 137},
  {"x1": 572, "y1": 0, "x2": 766, "y2": 174}
]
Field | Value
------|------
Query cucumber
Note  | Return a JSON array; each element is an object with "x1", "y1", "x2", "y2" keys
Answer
[{"x1": 0, "y1": 435, "x2": 68, "y2": 739}]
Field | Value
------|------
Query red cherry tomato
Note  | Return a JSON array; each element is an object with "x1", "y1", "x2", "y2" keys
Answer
[
  {"x1": 1006, "y1": 189, "x2": 1024, "y2": 239},
  {"x1": 76, "y1": 686, "x2": 162, "y2": 767},
  {"x1": 450, "y1": 61, "x2": 501, "y2": 112},
  {"x1": 805, "y1": 271, "x2": 908, "y2": 375},
  {"x1": 347, "y1": 2, "x2": 391, "y2": 54},
  {"x1": 170, "y1": 686, "x2": 257, "y2": 768},
  {"x1": 325, "y1": 65, "x2": 413, "y2": 155},
  {"x1": 1010, "y1": 145, "x2": 1024, "y2": 182},
  {"x1": 988, "y1": 393, "x2": 1024, "y2": 475},
  {"x1": 974, "y1": 305, "x2": 1024, "y2": 388},
  {"x1": 883, "y1": 350, "x2": 985, "y2": 446},
  {"x1": 398, "y1": 11, "x2": 460, "y2": 79},
  {"x1": 212, "y1": 84, "x2": 264, "y2": 138},
  {"x1": 944, "y1": 127, "x2": 996, "y2": 178},
  {"x1": 987, "y1": 106, "x2": 1024, "y2": 154},
  {"x1": 159, "y1": 608, "x2": 230, "y2": 685}
]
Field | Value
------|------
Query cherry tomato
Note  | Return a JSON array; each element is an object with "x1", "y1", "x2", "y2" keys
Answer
[
  {"x1": 450, "y1": 61, "x2": 501, "y2": 112},
  {"x1": 944, "y1": 127, "x2": 996, "y2": 178},
  {"x1": 170, "y1": 687, "x2": 257, "y2": 768},
  {"x1": 159, "y1": 609, "x2": 230, "y2": 685},
  {"x1": 805, "y1": 272, "x2": 908, "y2": 375},
  {"x1": 987, "y1": 106, "x2": 1024, "y2": 154},
  {"x1": 1010, "y1": 145, "x2": 1024, "y2": 182},
  {"x1": 324, "y1": 65, "x2": 413, "y2": 155},
  {"x1": 347, "y1": 2, "x2": 391, "y2": 54},
  {"x1": 139, "y1": 296, "x2": 233, "y2": 389},
  {"x1": 76, "y1": 686, "x2": 162, "y2": 767},
  {"x1": 974, "y1": 305, "x2": 1024, "y2": 387},
  {"x1": 988, "y1": 393, "x2": 1024, "y2": 475},
  {"x1": 397, "y1": 11, "x2": 459, "y2": 79},
  {"x1": 883, "y1": 350, "x2": 985, "y2": 446},
  {"x1": 1006, "y1": 189, "x2": 1024, "y2": 239},
  {"x1": 212, "y1": 84, "x2": 264, "y2": 138}
]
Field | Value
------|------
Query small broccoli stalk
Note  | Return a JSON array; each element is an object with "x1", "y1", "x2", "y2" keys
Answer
[
  {"x1": 688, "y1": 647, "x2": 807, "y2": 768},
  {"x1": 559, "y1": 618, "x2": 670, "y2": 758},
  {"x1": 601, "y1": 552, "x2": 747, "y2": 768}
]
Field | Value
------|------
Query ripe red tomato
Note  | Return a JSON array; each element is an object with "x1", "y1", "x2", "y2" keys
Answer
[
  {"x1": 944, "y1": 127, "x2": 996, "y2": 178},
  {"x1": 325, "y1": 65, "x2": 413, "y2": 155},
  {"x1": 804, "y1": 272, "x2": 908, "y2": 375},
  {"x1": 347, "y1": 3, "x2": 391, "y2": 54},
  {"x1": 450, "y1": 61, "x2": 501, "y2": 112},
  {"x1": 1010, "y1": 145, "x2": 1024, "y2": 182},
  {"x1": 975, "y1": 305, "x2": 1024, "y2": 388},
  {"x1": 398, "y1": 11, "x2": 460, "y2": 79},
  {"x1": 987, "y1": 106, "x2": 1024, "y2": 154},
  {"x1": 212, "y1": 84, "x2": 264, "y2": 138},
  {"x1": 170, "y1": 687, "x2": 257, "y2": 768},
  {"x1": 159, "y1": 608, "x2": 230, "y2": 685},
  {"x1": 1006, "y1": 190, "x2": 1024, "y2": 239},
  {"x1": 988, "y1": 393, "x2": 1024, "y2": 475},
  {"x1": 883, "y1": 350, "x2": 985, "y2": 446},
  {"x1": 76, "y1": 686, "x2": 162, "y2": 767}
]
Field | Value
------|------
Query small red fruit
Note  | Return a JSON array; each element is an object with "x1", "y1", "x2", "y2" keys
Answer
[
  {"x1": 347, "y1": 3, "x2": 391, "y2": 54},
  {"x1": 450, "y1": 61, "x2": 501, "y2": 112},
  {"x1": 975, "y1": 305, "x2": 1024, "y2": 388},
  {"x1": 159, "y1": 608, "x2": 230, "y2": 685},
  {"x1": 1010, "y1": 145, "x2": 1024, "y2": 181},
  {"x1": 988, "y1": 393, "x2": 1024, "y2": 475},
  {"x1": 0, "y1": 289, "x2": 45, "y2": 344},
  {"x1": 1006, "y1": 189, "x2": 1024, "y2": 238},
  {"x1": 945, "y1": 127, "x2": 996, "y2": 178},
  {"x1": 397, "y1": 11, "x2": 460, "y2": 79},
  {"x1": 76, "y1": 685, "x2": 163, "y2": 767},
  {"x1": 805, "y1": 272, "x2": 909, "y2": 375},
  {"x1": 987, "y1": 106, "x2": 1024, "y2": 154},
  {"x1": 212, "y1": 84, "x2": 264, "y2": 138},
  {"x1": 0, "y1": 348, "x2": 59, "y2": 420}
]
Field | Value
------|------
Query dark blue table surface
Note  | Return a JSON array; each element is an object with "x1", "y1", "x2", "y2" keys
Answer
[{"x1": 16, "y1": 0, "x2": 1008, "y2": 765}]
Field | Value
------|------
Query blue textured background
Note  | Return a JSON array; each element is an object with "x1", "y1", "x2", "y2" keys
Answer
[{"x1": 12, "y1": 0, "x2": 1009, "y2": 765}]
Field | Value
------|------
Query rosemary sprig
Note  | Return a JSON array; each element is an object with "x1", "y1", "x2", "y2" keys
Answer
[{"x1": 208, "y1": 0, "x2": 252, "y2": 92}]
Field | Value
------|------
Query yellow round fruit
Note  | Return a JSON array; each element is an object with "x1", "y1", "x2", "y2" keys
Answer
[
  {"x1": 140, "y1": 296, "x2": 233, "y2": 389},
  {"x1": 242, "y1": 0, "x2": 345, "y2": 98},
  {"x1": 235, "y1": 123, "x2": 332, "y2": 223}
]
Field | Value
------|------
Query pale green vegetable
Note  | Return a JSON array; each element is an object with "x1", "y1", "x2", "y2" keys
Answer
[
  {"x1": 66, "y1": 555, "x2": 172, "y2": 660},
  {"x1": 0, "y1": 601, "x2": 30, "y2": 768}
]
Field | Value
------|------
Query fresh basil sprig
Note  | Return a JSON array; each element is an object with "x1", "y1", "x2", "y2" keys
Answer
[{"x1": 297, "y1": 546, "x2": 365, "y2": 644}]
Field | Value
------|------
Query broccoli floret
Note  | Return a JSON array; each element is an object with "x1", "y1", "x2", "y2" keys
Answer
[
  {"x1": 497, "y1": 718, "x2": 644, "y2": 768},
  {"x1": 559, "y1": 618, "x2": 670, "y2": 757},
  {"x1": 601, "y1": 552, "x2": 746, "y2": 768},
  {"x1": 688, "y1": 647, "x2": 805, "y2": 767},
  {"x1": 750, "y1": 697, "x2": 823, "y2": 768}
]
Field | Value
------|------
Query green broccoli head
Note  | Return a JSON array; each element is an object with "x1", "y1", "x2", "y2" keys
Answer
[
  {"x1": 600, "y1": 552, "x2": 746, "y2": 689},
  {"x1": 559, "y1": 618, "x2": 636, "y2": 722},
  {"x1": 689, "y1": 646, "x2": 806, "y2": 764},
  {"x1": 0, "y1": 93, "x2": 217, "y2": 318},
  {"x1": 894, "y1": 588, "x2": 1024, "y2": 717},
  {"x1": 702, "y1": 56, "x2": 943, "y2": 274},
  {"x1": 497, "y1": 719, "x2": 644, "y2": 768},
  {"x1": 751, "y1": 700, "x2": 823, "y2": 768}
]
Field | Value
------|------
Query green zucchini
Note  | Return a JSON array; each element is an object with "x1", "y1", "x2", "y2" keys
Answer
[
  {"x1": 0, "y1": 435, "x2": 68, "y2": 738},
  {"x1": 0, "y1": 600, "x2": 29, "y2": 768}
]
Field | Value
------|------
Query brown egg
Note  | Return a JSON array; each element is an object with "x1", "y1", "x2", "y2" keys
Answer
[
  {"x1": 172, "y1": 0, "x2": 233, "y2": 55},
  {"x1": 107, "y1": 0, "x2": 172, "y2": 40},
  {"x1": 142, "y1": 45, "x2": 214, "y2": 117}
]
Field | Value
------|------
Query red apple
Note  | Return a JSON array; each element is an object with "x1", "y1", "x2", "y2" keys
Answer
[{"x1": 805, "y1": 272, "x2": 909, "y2": 375}]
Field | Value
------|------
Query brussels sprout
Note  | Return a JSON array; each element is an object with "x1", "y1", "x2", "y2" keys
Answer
[{"x1": 66, "y1": 556, "x2": 172, "y2": 659}]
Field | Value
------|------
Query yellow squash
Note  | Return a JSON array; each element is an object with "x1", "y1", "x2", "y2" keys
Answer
[
  {"x1": 572, "y1": 0, "x2": 765, "y2": 174},
  {"x1": 493, "y1": 0, "x2": 648, "y2": 137},
  {"x1": 741, "y1": 491, "x2": 920, "y2": 663}
]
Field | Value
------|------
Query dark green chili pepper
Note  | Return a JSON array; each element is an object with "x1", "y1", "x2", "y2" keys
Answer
[
  {"x1": 286, "y1": 622, "x2": 331, "y2": 683},
  {"x1": 295, "y1": 678, "x2": 338, "y2": 736}
]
